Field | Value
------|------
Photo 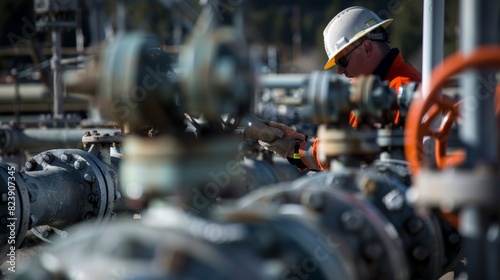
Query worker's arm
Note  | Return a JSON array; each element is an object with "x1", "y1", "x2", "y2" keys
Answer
[{"x1": 257, "y1": 121, "x2": 330, "y2": 171}]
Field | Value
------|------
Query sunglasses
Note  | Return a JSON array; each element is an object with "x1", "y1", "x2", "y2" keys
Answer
[{"x1": 337, "y1": 40, "x2": 365, "y2": 68}]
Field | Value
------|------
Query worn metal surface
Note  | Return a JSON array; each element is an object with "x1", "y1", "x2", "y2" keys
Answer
[
  {"x1": 239, "y1": 159, "x2": 462, "y2": 280},
  {"x1": 5, "y1": 0, "x2": 496, "y2": 278},
  {"x1": 238, "y1": 182, "x2": 409, "y2": 280},
  {"x1": 12, "y1": 209, "x2": 274, "y2": 280},
  {"x1": 0, "y1": 163, "x2": 30, "y2": 263},
  {"x1": 0, "y1": 147, "x2": 123, "y2": 263}
]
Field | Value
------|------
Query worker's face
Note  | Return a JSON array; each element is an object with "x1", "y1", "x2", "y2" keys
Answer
[{"x1": 335, "y1": 40, "x2": 371, "y2": 80}]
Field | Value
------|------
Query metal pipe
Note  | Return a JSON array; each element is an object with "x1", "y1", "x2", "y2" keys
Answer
[
  {"x1": 422, "y1": 0, "x2": 444, "y2": 99},
  {"x1": 0, "y1": 147, "x2": 124, "y2": 263},
  {"x1": 20, "y1": 167, "x2": 85, "y2": 227},
  {"x1": 86, "y1": 0, "x2": 106, "y2": 45},
  {"x1": 458, "y1": 0, "x2": 499, "y2": 279},
  {"x1": 0, "y1": 84, "x2": 89, "y2": 114},
  {"x1": 51, "y1": 30, "x2": 63, "y2": 119},
  {"x1": 13, "y1": 70, "x2": 20, "y2": 125},
  {"x1": 59, "y1": 56, "x2": 90, "y2": 65},
  {"x1": 172, "y1": 5, "x2": 182, "y2": 45},
  {"x1": 257, "y1": 73, "x2": 308, "y2": 89},
  {"x1": 459, "y1": 0, "x2": 499, "y2": 166},
  {"x1": 421, "y1": 0, "x2": 444, "y2": 166},
  {"x1": 0, "y1": 126, "x2": 120, "y2": 154},
  {"x1": 116, "y1": 0, "x2": 126, "y2": 33}
]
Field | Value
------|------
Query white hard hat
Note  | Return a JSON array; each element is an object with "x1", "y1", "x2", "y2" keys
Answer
[{"x1": 323, "y1": 6, "x2": 393, "y2": 70}]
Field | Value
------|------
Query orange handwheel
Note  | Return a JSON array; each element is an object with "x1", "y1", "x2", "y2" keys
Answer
[{"x1": 405, "y1": 45, "x2": 500, "y2": 175}]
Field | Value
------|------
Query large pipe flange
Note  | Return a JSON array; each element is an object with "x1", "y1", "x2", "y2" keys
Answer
[
  {"x1": 287, "y1": 162, "x2": 461, "y2": 279},
  {"x1": 15, "y1": 209, "x2": 273, "y2": 280},
  {"x1": 0, "y1": 163, "x2": 30, "y2": 263},
  {"x1": 26, "y1": 148, "x2": 122, "y2": 224},
  {"x1": 0, "y1": 147, "x2": 123, "y2": 260},
  {"x1": 238, "y1": 183, "x2": 409, "y2": 280}
]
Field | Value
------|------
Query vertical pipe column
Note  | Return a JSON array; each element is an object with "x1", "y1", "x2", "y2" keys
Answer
[
  {"x1": 458, "y1": 0, "x2": 499, "y2": 279},
  {"x1": 51, "y1": 30, "x2": 63, "y2": 119},
  {"x1": 76, "y1": 7, "x2": 84, "y2": 54},
  {"x1": 459, "y1": 0, "x2": 499, "y2": 165},
  {"x1": 421, "y1": 0, "x2": 444, "y2": 166},
  {"x1": 87, "y1": 0, "x2": 106, "y2": 45},
  {"x1": 116, "y1": 0, "x2": 126, "y2": 34},
  {"x1": 12, "y1": 69, "x2": 20, "y2": 125},
  {"x1": 422, "y1": 0, "x2": 444, "y2": 99},
  {"x1": 172, "y1": 6, "x2": 182, "y2": 46}
]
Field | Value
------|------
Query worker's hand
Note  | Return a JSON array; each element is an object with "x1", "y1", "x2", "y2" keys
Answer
[
  {"x1": 239, "y1": 114, "x2": 285, "y2": 142},
  {"x1": 265, "y1": 121, "x2": 306, "y2": 141},
  {"x1": 258, "y1": 121, "x2": 306, "y2": 158}
]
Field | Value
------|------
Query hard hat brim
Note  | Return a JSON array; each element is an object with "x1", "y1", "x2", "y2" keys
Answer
[{"x1": 324, "y1": 18, "x2": 393, "y2": 70}]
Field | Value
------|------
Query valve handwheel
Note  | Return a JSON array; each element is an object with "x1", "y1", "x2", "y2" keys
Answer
[{"x1": 405, "y1": 46, "x2": 500, "y2": 175}]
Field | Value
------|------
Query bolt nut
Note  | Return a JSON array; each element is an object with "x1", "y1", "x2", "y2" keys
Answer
[
  {"x1": 84, "y1": 173, "x2": 95, "y2": 184},
  {"x1": 85, "y1": 212, "x2": 96, "y2": 221},
  {"x1": 405, "y1": 217, "x2": 424, "y2": 235},
  {"x1": 340, "y1": 209, "x2": 365, "y2": 234},
  {"x1": 60, "y1": 153, "x2": 72, "y2": 163},
  {"x1": 362, "y1": 241, "x2": 383, "y2": 260},
  {"x1": 24, "y1": 160, "x2": 37, "y2": 171},
  {"x1": 304, "y1": 192, "x2": 325, "y2": 211},
  {"x1": 412, "y1": 246, "x2": 430, "y2": 261},
  {"x1": 332, "y1": 177, "x2": 347, "y2": 187},
  {"x1": 42, "y1": 152, "x2": 54, "y2": 163},
  {"x1": 360, "y1": 177, "x2": 377, "y2": 195},
  {"x1": 30, "y1": 214, "x2": 38, "y2": 227},
  {"x1": 74, "y1": 160, "x2": 85, "y2": 170},
  {"x1": 382, "y1": 189, "x2": 404, "y2": 212},
  {"x1": 87, "y1": 193, "x2": 99, "y2": 203}
]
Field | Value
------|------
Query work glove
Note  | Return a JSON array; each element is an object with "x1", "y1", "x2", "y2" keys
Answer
[
  {"x1": 239, "y1": 114, "x2": 285, "y2": 142},
  {"x1": 258, "y1": 121, "x2": 306, "y2": 158}
]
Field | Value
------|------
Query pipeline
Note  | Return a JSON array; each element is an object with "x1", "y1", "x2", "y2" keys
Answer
[
  {"x1": 0, "y1": 146, "x2": 124, "y2": 262},
  {"x1": 0, "y1": 126, "x2": 120, "y2": 154},
  {"x1": 2, "y1": 0, "x2": 484, "y2": 276}
]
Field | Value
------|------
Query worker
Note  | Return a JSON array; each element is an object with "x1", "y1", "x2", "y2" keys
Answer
[{"x1": 258, "y1": 6, "x2": 421, "y2": 171}]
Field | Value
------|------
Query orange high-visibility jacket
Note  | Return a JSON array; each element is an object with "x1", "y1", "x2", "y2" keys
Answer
[{"x1": 298, "y1": 49, "x2": 422, "y2": 171}]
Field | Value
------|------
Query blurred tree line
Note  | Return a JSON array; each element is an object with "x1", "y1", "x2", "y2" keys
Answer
[
  {"x1": 0, "y1": 0, "x2": 460, "y2": 74},
  {"x1": 244, "y1": 0, "x2": 459, "y2": 72}
]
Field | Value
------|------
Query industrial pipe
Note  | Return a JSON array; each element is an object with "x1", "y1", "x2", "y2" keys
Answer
[
  {"x1": 0, "y1": 126, "x2": 120, "y2": 154},
  {"x1": 0, "y1": 148, "x2": 124, "y2": 263}
]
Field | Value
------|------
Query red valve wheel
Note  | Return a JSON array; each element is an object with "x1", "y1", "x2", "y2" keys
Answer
[{"x1": 405, "y1": 46, "x2": 500, "y2": 175}]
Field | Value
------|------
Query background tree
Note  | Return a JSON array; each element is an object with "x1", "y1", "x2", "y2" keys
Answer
[{"x1": 0, "y1": 0, "x2": 460, "y2": 74}]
